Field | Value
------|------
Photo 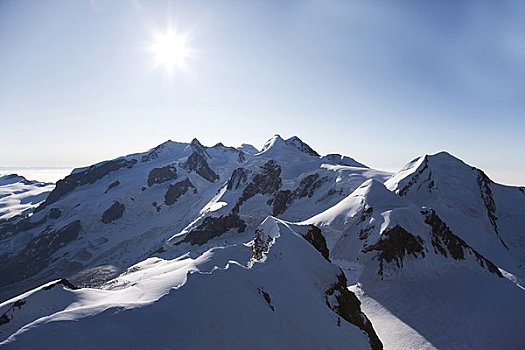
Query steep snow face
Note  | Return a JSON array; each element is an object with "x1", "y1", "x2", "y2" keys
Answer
[
  {"x1": 305, "y1": 178, "x2": 525, "y2": 350},
  {"x1": 0, "y1": 217, "x2": 380, "y2": 350},
  {"x1": 385, "y1": 151, "x2": 525, "y2": 279},
  {"x1": 0, "y1": 175, "x2": 54, "y2": 222}
]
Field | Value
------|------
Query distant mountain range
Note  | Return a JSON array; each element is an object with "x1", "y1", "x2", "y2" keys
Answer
[{"x1": 1, "y1": 135, "x2": 524, "y2": 349}]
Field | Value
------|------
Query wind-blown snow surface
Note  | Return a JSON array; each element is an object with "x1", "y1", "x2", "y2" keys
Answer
[
  {"x1": 0, "y1": 217, "x2": 375, "y2": 349},
  {"x1": 1, "y1": 136, "x2": 524, "y2": 349}
]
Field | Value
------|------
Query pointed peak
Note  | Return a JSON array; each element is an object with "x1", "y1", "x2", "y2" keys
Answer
[
  {"x1": 260, "y1": 135, "x2": 286, "y2": 153},
  {"x1": 258, "y1": 135, "x2": 320, "y2": 158},
  {"x1": 284, "y1": 136, "x2": 320, "y2": 157},
  {"x1": 190, "y1": 138, "x2": 205, "y2": 149}
]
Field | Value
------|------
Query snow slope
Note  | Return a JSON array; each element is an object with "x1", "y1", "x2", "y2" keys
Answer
[
  {"x1": 306, "y1": 177, "x2": 525, "y2": 349},
  {"x1": 0, "y1": 217, "x2": 380, "y2": 349}
]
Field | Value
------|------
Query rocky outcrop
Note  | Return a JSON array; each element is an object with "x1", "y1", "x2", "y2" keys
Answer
[
  {"x1": 257, "y1": 287, "x2": 275, "y2": 311},
  {"x1": 183, "y1": 213, "x2": 247, "y2": 246},
  {"x1": 423, "y1": 209, "x2": 502, "y2": 277},
  {"x1": 226, "y1": 168, "x2": 249, "y2": 190},
  {"x1": 398, "y1": 156, "x2": 429, "y2": 197},
  {"x1": 101, "y1": 201, "x2": 125, "y2": 224},
  {"x1": 181, "y1": 152, "x2": 219, "y2": 183},
  {"x1": 147, "y1": 165, "x2": 177, "y2": 187},
  {"x1": 234, "y1": 160, "x2": 282, "y2": 212},
  {"x1": 0, "y1": 299, "x2": 26, "y2": 326},
  {"x1": 270, "y1": 173, "x2": 328, "y2": 216},
  {"x1": 252, "y1": 227, "x2": 274, "y2": 260},
  {"x1": 271, "y1": 190, "x2": 293, "y2": 216},
  {"x1": 302, "y1": 225, "x2": 330, "y2": 261},
  {"x1": 325, "y1": 273, "x2": 383, "y2": 350},
  {"x1": 164, "y1": 178, "x2": 197, "y2": 205},
  {"x1": 37, "y1": 158, "x2": 137, "y2": 211},
  {"x1": 358, "y1": 207, "x2": 374, "y2": 240},
  {"x1": 476, "y1": 170, "x2": 508, "y2": 249},
  {"x1": 105, "y1": 180, "x2": 120, "y2": 193},
  {"x1": 363, "y1": 225, "x2": 426, "y2": 277}
]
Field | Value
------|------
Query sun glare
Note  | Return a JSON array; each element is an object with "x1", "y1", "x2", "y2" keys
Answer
[{"x1": 149, "y1": 29, "x2": 191, "y2": 75}]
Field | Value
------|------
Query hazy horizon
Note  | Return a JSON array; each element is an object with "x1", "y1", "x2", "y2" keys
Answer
[
  {"x1": 1, "y1": 135, "x2": 523, "y2": 186},
  {"x1": 1, "y1": 1, "x2": 524, "y2": 185}
]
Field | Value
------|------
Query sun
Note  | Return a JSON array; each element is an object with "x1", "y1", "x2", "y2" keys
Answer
[{"x1": 149, "y1": 29, "x2": 191, "y2": 75}]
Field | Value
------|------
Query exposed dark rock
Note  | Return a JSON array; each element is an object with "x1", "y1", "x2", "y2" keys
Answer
[
  {"x1": 0, "y1": 220, "x2": 82, "y2": 286},
  {"x1": 358, "y1": 207, "x2": 374, "y2": 240},
  {"x1": 234, "y1": 160, "x2": 282, "y2": 213},
  {"x1": 36, "y1": 158, "x2": 137, "y2": 211},
  {"x1": 0, "y1": 299, "x2": 26, "y2": 327},
  {"x1": 190, "y1": 138, "x2": 209, "y2": 157},
  {"x1": 237, "y1": 151, "x2": 246, "y2": 163},
  {"x1": 147, "y1": 165, "x2": 177, "y2": 187},
  {"x1": 105, "y1": 180, "x2": 120, "y2": 193},
  {"x1": 476, "y1": 170, "x2": 508, "y2": 249},
  {"x1": 226, "y1": 168, "x2": 249, "y2": 190},
  {"x1": 325, "y1": 272, "x2": 383, "y2": 350},
  {"x1": 183, "y1": 213, "x2": 247, "y2": 245},
  {"x1": 101, "y1": 201, "x2": 125, "y2": 224},
  {"x1": 363, "y1": 225, "x2": 425, "y2": 277},
  {"x1": 181, "y1": 152, "x2": 219, "y2": 183},
  {"x1": 164, "y1": 178, "x2": 197, "y2": 205},
  {"x1": 423, "y1": 209, "x2": 502, "y2": 277},
  {"x1": 47, "y1": 208, "x2": 62, "y2": 220},
  {"x1": 398, "y1": 156, "x2": 429, "y2": 197},
  {"x1": 269, "y1": 173, "x2": 328, "y2": 216},
  {"x1": 257, "y1": 288, "x2": 275, "y2": 311},
  {"x1": 251, "y1": 228, "x2": 273, "y2": 260},
  {"x1": 302, "y1": 225, "x2": 330, "y2": 261},
  {"x1": 294, "y1": 173, "x2": 327, "y2": 199},
  {"x1": 0, "y1": 313, "x2": 10, "y2": 326},
  {"x1": 271, "y1": 190, "x2": 293, "y2": 216}
]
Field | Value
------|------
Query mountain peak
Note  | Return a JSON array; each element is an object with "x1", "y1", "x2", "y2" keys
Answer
[
  {"x1": 259, "y1": 135, "x2": 319, "y2": 157},
  {"x1": 284, "y1": 136, "x2": 320, "y2": 157}
]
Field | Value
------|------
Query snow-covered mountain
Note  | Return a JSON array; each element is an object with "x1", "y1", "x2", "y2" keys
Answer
[
  {"x1": 0, "y1": 175, "x2": 54, "y2": 222},
  {"x1": 0, "y1": 136, "x2": 524, "y2": 349}
]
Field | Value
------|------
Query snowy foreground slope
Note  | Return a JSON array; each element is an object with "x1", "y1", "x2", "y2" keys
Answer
[{"x1": 1, "y1": 135, "x2": 524, "y2": 349}]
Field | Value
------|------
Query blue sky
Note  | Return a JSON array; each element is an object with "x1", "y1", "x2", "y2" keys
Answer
[{"x1": 1, "y1": 0, "x2": 524, "y2": 185}]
